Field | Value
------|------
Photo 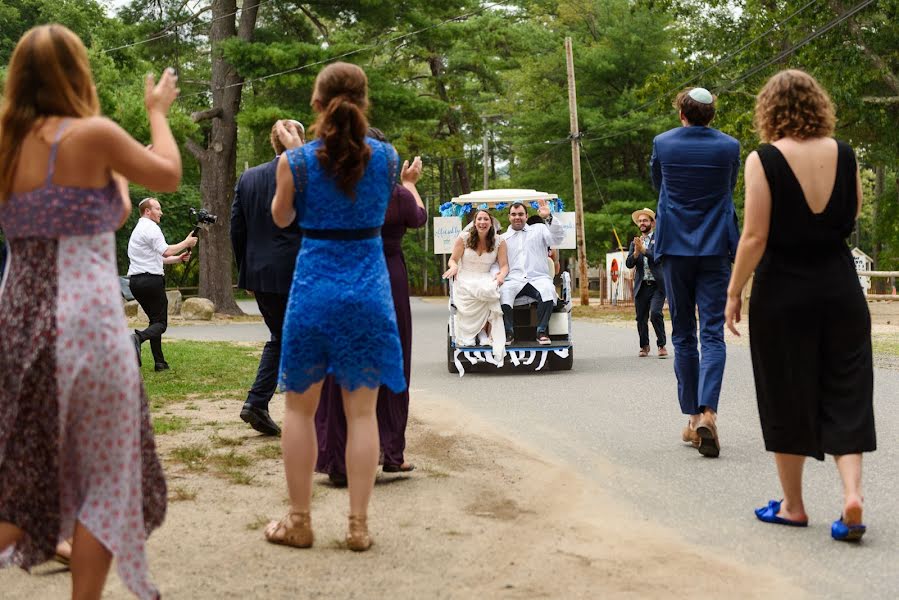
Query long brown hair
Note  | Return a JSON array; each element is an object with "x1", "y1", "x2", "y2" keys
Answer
[
  {"x1": 309, "y1": 62, "x2": 371, "y2": 198},
  {"x1": 0, "y1": 25, "x2": 100, "y2": 203},
  {"x1": 466, "y1": 210, "x2": 496, "y2": 253}
]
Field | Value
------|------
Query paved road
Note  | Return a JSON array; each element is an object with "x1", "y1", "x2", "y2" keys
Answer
[{"x1": 168, "y1": 298, "x2": 897, "y2": 597}]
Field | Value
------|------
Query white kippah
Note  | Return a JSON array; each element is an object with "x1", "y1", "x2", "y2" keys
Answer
[{"x1": 688, "y1": 88, "x2": 714, "y2": 104}]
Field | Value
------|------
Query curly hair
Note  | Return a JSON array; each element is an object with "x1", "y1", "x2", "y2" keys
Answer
[
  {"x1": 754, "y1": 69, "x2": 835, "y2": 142},
  {"x1": 309, "y1": 62, "x2": 371, "y2": 198},
  {"x1": 466, "y1": 210, "x2": 496, "y2": 253}
]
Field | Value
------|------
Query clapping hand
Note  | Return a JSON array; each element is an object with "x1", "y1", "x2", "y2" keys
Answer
[
  {"x1": 537, "y1": 198, "x2": 551, "y2": 219},
  {"x1": 144, "y1": 68, "x2": 179, "y2": 115},
  {"x1": 634, "y1": 236, "x2": 645, "y2": 255},
  {"x1": 401, "y1": 156, "x2": 423, "y2": 185},
  {"x1": 275, "y1": 120, "x2": 304, "y2": 151}
]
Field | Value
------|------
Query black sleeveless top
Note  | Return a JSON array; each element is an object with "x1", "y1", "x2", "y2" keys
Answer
[{"x1": 756, "y1": 140, "x2": 857, "y2": 260}]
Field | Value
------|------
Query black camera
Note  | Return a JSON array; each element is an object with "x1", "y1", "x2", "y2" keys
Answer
[{"x1": 189, "y1": 207, "x2": 218, "y2": 225}]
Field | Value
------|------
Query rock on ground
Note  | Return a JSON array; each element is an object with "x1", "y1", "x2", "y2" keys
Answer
[{"x1": 181, "y1": 297, "x2": 215, "y2": 320}]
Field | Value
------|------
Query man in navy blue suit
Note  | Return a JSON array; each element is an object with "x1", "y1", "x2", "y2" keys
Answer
[
  {"x1": 626, "y1": 208, "x2": 667, "y2": 358},
  {"x1": 651, "y1": 88, "x2": 740, "y2": 458},
  {"x1": 231, "y1": 119, "x2": 304, "y2": 436}
]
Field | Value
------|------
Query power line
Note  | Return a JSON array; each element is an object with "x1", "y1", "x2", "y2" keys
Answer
[
  {"x1": 102, "y1": 0, "x2": 275, "y2": 54},
  {"x1": 179, "y1": 0, "x2": 517, "y2": 98},
  {"x1": 576, "y1": 0, "x2": 878, "y2": 147},
  {"x1": 620, "y1": 0, "x2": 822, "y2": 120}
]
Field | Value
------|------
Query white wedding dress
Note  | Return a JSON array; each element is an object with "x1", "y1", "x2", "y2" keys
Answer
[{"x1": 453, "y1": 233, "x2": 505, "y2": 365}]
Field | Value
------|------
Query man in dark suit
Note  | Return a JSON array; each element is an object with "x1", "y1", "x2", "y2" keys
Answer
[
  {"x1": 651, "y1": 87, "x2": 740, "y2": 458},
  {"x1": 231, "y1": 119, "x2": 304, "y2": 435},
  {"x1": 625, "y1": 208, "x2": 667, "y2": 358}
]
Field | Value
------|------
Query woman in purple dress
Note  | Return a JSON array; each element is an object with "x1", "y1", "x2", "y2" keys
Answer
[{"x1": 316, "y1": 136, "x2": 426, "y2": 482}]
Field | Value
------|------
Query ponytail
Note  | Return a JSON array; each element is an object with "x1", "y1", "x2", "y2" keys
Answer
[{"x1": 313, "y1": 95, "x2": 371, "y2": 198}]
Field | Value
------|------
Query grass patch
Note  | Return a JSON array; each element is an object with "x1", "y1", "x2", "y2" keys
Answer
[
  {"x1": 153, "y1": 415, "x2": 191, "y2": 435},
  {"x1": 211, "y1": 450, "x2": 252, "y2": 470},
  {"x1": 211, "y1": 434, "x2": 245, "y2": 448},
  {"x1": 224, "y1": 470, "x2": 255, "y2": 485},
  {"x1": 140, "y1": 340, "x2": 262, "y2": 406},
  {"x1": 169, "y1": 486, "x2": 198, "y2": 502},
  {"x1": 423, "y1": 467, "x2": 450, "y2": 479},
  {"x1": 255, "y1": 444, "x2": 282, "y2": 460},
  {"x1": 572, "y1": 304, "x2": 668, "y2": 322},
  {"x1": 873, "y1": 335, "x2": 899, "y2": 357},
  {"x1": 170, "y1": 444, "x2": 209, "y2": 471}
]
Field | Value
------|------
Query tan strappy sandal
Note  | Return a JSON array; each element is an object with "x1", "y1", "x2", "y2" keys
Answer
[
  {"x1": 346, "y1": 514, "x2": 372, "y2": 552},
  {"x1": 264, "y1": 511, "x2": 313, "y2": 548}
]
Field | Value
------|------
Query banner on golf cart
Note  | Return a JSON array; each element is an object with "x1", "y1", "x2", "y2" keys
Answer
[
  {"x1": 551, "y1": 212, "x2": 576, "y2": 250},
  {"x1": 433, "y1": 216, "x2": 463, "y2": 254}
]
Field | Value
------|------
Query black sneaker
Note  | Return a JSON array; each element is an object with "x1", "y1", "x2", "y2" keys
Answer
[
  {"x1": 240, "y1": 404, "x2": 281, "y2": 436},
  {"x1": 505, "y1": 332, "x2": 515, "y2": 344},
  {"x1": 154, "y1": 362, "x2": 170, "y2": 372},
  {"x1": 131, "y1": 332, "x2": 142, "y2": 367},
  {"x1": 536, "y1": 332, "x2": 551, "y2": 345}
]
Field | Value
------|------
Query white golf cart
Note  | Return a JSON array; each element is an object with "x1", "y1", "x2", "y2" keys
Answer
[{"x1": 443, "y1": 189, "x2": 574, "y2": 375}]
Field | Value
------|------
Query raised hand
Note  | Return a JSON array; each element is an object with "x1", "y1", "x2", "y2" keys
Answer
[
  {"x1": 275, "y1": 120, "x2": 304, "y2": 151},
  {"x1": 401, "y1": 156, "x2": 423, "y2": 184},
  {"x1": 537, "y1": 198, "x2": 551, "y2": 219},
  {"x1": 144, "y1": 68, "x2": 179, "y2": 115}
]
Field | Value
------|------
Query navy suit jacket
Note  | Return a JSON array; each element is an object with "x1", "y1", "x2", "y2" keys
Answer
[
  {"x1": 650, "y1": 126, "x2": 741, "y2": 259},
  {"x1": 625, "y1": 235, "x2": 664, "y2": 298},
  {"x1": 230, "y1": 157, "x2": 302, "y2": 294}
]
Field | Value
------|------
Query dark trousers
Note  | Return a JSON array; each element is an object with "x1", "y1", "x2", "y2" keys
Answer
[
  {"x1": 245, "y1": 291, "x2": 288, "y2": 410},
  {"x1": 130, "y1": 274, "x2": 168, "y2": 365},
  {"x1": 635, "y1": 280, "x2": 667, "y2": 348},
  {"x1": 502, "y1": 283, "x2": 554, "y2": 335},
  {"x1": 661, "y1": 256, "x2": 730, "y2": 415}
]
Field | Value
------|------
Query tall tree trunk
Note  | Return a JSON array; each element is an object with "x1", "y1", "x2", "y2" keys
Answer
[
  {"x1": 428, "y1": 55, "x2": 471, "y2": 195},
  {"x1": 186, "y1": 0, "x2": 259, "y2": 315}
]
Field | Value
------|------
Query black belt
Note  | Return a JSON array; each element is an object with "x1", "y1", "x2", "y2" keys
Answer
[
  {"x1": 130, "y1": 273, "x2": 164, "y2": 278},
  {"x1": 302, "y1": 227, "x2": 381, "y2": 241}
]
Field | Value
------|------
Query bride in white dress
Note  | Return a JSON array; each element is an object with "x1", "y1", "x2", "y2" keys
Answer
[{"x1": 442, "y1": 209, "x2": 509, "y2": 364}]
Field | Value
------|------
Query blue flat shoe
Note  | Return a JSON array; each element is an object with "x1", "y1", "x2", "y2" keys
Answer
[
  {"x1": 755, "y1": 499, "x2": 808, "y2": 527},
  {"x1": 831, "y1": 516, "x2": 866, "y2": 541}
]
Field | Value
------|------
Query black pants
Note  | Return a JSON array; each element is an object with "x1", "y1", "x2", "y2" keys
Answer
[
  {"x1": 635, "y1": 280, "x2": 666, "y2": 348},
  {"x1": 246, "y1": 291, "x2": 288, "y2": 410},
  {"x1": 130, "y1": 274, "x2": 168, "y2": 365},
  {"x1": 502, "y1": 283, "x2": 554, "y2": 335}
]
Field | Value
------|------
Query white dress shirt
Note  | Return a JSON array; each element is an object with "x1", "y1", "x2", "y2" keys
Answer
[
  {"x1": 127, "y1": 217, "x2": 168, "y2": 276},
  {"x1": 499, "y1": 218, "x2": 565, "y2": 306}
]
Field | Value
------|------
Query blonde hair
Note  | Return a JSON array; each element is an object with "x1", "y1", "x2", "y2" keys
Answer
[
  {"x1": 270, "y1": 119, "x2": 305, "y2": 155},
  {"x1": 0, "y1": 25, "x2": 100, "y2": 203},
  {"x1": 754, "y1": 69, "x2": 836, "y2": 142}
]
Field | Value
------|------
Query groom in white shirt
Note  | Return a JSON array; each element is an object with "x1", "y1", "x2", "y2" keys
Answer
[{"x1": 500, "y1": 200, "x2": 565, "y2": 345}]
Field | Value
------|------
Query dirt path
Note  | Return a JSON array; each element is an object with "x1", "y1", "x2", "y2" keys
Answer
[{"x1": 2, "y1": 387, "x2": 806, "y2": 599}]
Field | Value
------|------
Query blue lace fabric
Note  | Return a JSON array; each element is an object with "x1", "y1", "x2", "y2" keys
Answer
[{"x1": 278, "y1": 138, "x2": 406, "y2": 394}]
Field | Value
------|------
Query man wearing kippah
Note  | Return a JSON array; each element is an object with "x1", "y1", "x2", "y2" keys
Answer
[{"x1": 650, "y1": 87, "x2": 741, "y2": 458}]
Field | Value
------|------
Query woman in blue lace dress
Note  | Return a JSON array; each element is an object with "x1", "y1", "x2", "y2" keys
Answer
[{"x1": 265, "y1": 62, "x2": 404, "y2": 552}]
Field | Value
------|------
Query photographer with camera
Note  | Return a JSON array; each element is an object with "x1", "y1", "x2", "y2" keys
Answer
[{"x1": 127, "y1": 197, "x2": 197, "y2": 371}]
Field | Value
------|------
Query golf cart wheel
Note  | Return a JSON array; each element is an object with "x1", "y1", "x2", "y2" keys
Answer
[
  {"x1": 447, "y1": 326, "x2": 458, "y2": 374},
  {"x1": 549, "y1": 346, "x2": 574, "y2": 371}
]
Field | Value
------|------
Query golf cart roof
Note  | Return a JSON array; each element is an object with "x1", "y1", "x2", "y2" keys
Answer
[{"x1": 450, "y1": 189, "x2": 559, "y2": 205}]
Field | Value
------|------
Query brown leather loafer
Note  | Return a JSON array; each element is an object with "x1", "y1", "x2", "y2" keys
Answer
[
  {"x1": 658, "y1": 346, "x2": 668, "y2": 358},
  {"x1": 639, "y1": 346, "x2": 650, "y2": 357},
  {"x1": 681, "y1": 422, "x2": 700, "y2": 448},
  {"x1": 695, "y1": 414, "x2": 720, "y2": 458}
]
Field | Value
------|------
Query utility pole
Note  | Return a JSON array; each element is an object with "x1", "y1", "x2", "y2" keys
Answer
[
  {"x1": 565, "y1": 36, "x2": 590, "y2": 306},
  {"x1": 482, "y1": 116, "x2": 490, "y2": 190}
]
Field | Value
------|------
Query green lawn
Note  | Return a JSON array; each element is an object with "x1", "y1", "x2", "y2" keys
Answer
[{"x1": 140, "y1": 340, "x2": 262, "y2": 408}]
